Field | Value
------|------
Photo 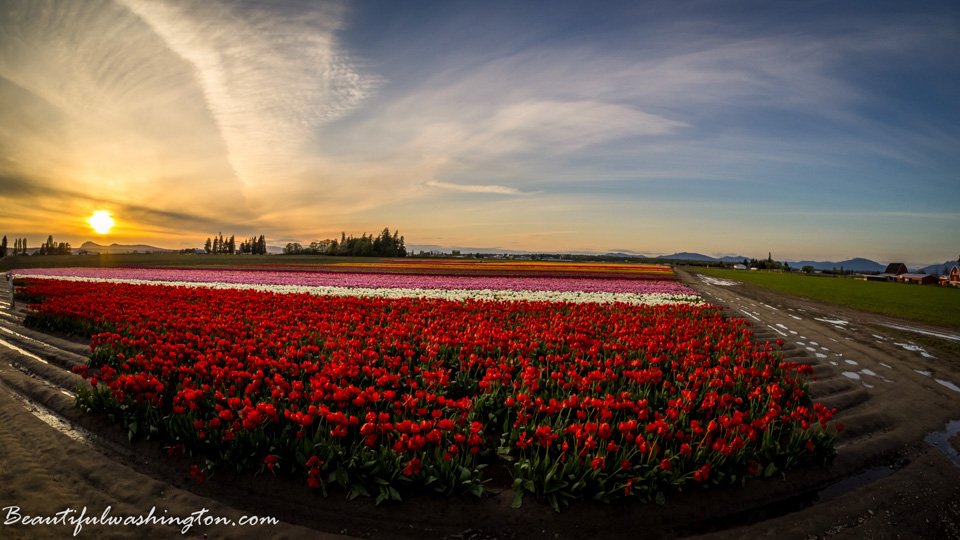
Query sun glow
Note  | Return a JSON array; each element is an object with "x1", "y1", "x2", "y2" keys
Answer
[{"x1": 88, "y1": 211, "x2": 115, "y2": 234}]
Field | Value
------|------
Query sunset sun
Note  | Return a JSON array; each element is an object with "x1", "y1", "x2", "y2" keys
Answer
[{"x1": 88, "y1": 211, "x2": 115, "y2": 234}]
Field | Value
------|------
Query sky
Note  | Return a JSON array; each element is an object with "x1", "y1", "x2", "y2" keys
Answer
[{"x1": 0, "y1": 0, "x2": 958, "y2": 264}]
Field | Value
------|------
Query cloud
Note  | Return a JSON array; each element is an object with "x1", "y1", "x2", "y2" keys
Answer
[
  {"x1": 426, "y1": 181, "x2": 530, "y2": 195},
  {"x1": 117, "y1": 0, "x2": 379, "y2": 191}
]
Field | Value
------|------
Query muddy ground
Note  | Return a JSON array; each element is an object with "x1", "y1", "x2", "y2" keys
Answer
[{"x1": 0, "y1": 272, "x2": 959, "y2": 539}]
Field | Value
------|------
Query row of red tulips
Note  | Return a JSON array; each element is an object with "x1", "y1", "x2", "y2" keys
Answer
[{"x1": 16, "y1": 277, "x2": 838, "y2": 508}]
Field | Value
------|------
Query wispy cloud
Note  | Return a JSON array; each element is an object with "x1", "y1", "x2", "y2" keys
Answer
[
  {"x1": 426, "y1": 180, "x2": 532, "y2": 195},
  {"x1": 117, "y1": 0, "x2": 379, "y2": 192}
]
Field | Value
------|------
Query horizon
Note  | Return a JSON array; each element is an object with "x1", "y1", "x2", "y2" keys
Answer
[
  {"x1": 1, "y1": 1, "x2": 958, "y2": 263},
  {"x1": 12, "y1": 238, "x2": 953, "y2": 269}
]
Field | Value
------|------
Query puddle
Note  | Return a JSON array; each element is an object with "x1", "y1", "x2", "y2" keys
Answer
[
  {"x1": 861, "y1": 369, "x2": 877, "y2": 377},
  {"x1": 842, "y1": 372, "x2": 861, "y2": 380},
  {"x1": 925, "y1": 420, "x2": 960, "y2": 468},
  {"x1": 806, "y1": 347, "x2": 816, "y2": 352},
  {"x1": 790, "y1": 315, "x2": 802, "y2": 320},
  {"x1": 895, "y1": 343, "x2": 935, "y2": 359},
  {"x1": 790, "y1": 331, "x2": 798, "y2": 335},
  {"x1": 815, "y1": 353, "x2": 827, "y2": 359},
  {"x1": 821, "y1": 347, "x2": 829, "y2": 351},
  {"x1": 879, "y1": 363, "x2": 892, "y2": 369},
  {"x1": 5, "y1": 387, "x2": 91, "y2": 446},
  {"x1": 699, "y1": 275, "x2": 740, "y2": 286},
  {"x1": 814, "y1": 467, "x2": 895, "y2": 502},
  {"x1": 829, "y1": 361, "x2": 839, "y2": 366},
  {"x1": 862, "y1": 382, "x2": 874, "y2": 389},
  {"x1": 815, "y1": 317, "x2": 848, "y2": 326},
  {"x1": 797, "y1": 342, "x2": 806, "y2": 346},
  {"x1": 872, "y1": 335, "x2": 886, "y2": 340},
  {"x1": 915, "y1": 370, "x2": 931, "y2": 377},
  {"x1": 883, "y1": 324, "x2": 960, "y2": 343},
  {"x1": 0, "y1": 338, "x2": 48, "y2": 364},
  {"x1": 845, "y1": 360, "x2": 859, "y2": 365},
  {"x1": 936, "y1": 380, "x2": 960, "y2": 393},
  {"x1": 776, "y1": 324, "x2": 789, "y2": 330}
]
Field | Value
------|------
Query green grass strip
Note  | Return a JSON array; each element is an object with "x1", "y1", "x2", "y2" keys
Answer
[{"x1": 690, "y1": 267, "x2": 960, "y2": 330}]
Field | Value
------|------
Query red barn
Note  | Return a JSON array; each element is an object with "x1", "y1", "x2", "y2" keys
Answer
[
  {"x1": 883, "y1": 263, "x2": 908, "y2": 275},
  {"x1": 942, "y1": 266, "x2": 960, "y2": 287}
]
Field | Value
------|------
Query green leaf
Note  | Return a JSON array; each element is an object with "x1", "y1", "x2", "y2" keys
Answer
[
  {"x1": 469, "y1": 483, "x2": 483, "y2": 498},
  {"x1": 335, "y1": 466, "x2": 349, "y2": 487},
  {"x1": 547, "y1": 494, "x2": 561, "y2": 513},
  {"x1": 511, "y1": 489, "x2": 524, "y2": 509},
  {"x1": 764, "y1": 463, "x2": 777, "y2": 478},
  {"x1": 655, "y1": 491, "x2": 666, "y2": 506},
  {"x1": 388, "y1": 486, "x2": 402, "y2": 501}
]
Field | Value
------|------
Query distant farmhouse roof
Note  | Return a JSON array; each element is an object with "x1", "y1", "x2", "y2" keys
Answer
[
  {"x1": 861, "y1": 262, "x2": 910, "y2": 282},
  {"x1": 883, "y1": 263, "x2": 908, "y2": 275},
  {"x1": 899, "y1": 273, "x2": 937, "y2": 285}
]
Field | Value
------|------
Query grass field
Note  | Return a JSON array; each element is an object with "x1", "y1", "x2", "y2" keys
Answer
[{"x1": 691, "y1": 267, "x2": 960, "y2": 330}]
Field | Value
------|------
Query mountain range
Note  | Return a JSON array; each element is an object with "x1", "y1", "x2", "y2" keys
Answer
[{"x1": 78, "y1": 241, "x2": 176, "y2": 254}]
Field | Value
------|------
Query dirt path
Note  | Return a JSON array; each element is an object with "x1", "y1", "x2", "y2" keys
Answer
[
  {"x1": 1, "y1": 275, "x2": 960, "y2": 539},
  {"x1": 678, "y1": 268, "x2": 960, "y2": 539}
]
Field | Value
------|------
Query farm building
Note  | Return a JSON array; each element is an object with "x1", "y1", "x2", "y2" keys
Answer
[
  {"x1": 940, "y1": 266, "x2": 960, "y2": 287},
  {"x1": 884, "y1": 263, "x2": 909, "y2": 274},
  {"x1": 898, "y1": 273, "x2": 938, "y2": 285},
  {"x1": 865, "y1": 262, "x2": 909, "y2": 282}
]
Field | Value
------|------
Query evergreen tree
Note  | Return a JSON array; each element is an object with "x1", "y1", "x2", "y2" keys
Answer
[
  {"x1": 204, "y1": 238, "x2": 212, "y2": 254},
  {"x1": 0, "y1": 235, "x2": 6, "y2": 258},
  {"x1": 228, "y1": 235, "x2": 236, "y2": 254}
]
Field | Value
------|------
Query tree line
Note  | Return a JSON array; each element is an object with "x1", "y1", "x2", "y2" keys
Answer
[
  {"x1": 742, "y1": 253, "x2": 790, "y2": 271},
  {"x1": 204, "y1": 233, "x2": 267, "y2": 255},
  {"x1": 283, "y1": 227, "x2": 406, "y2": 257},
  {"x1": 0, "y1": 235, "x2": 70, "y2": 257}
]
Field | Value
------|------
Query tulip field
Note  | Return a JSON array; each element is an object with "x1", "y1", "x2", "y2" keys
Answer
[{"x1": 11, "y1": 261, "x2": 838, "y2": 510}]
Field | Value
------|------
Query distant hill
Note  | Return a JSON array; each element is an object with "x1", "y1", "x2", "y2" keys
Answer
[
  {"x1": 79, "y1": 241, "x2": 174, "y2": 254},
  {"x1": 657, "y1": 252, "x2": 717, "y2": 261},
  {"x1": 920, "y1": 260, "x2": 960, "y2": 276},
  {"x1": 603, "y1": 252, "x2": 648, "y2": 258},
  {"x1": 790, "y1": 258, "x2": 885, "y2": 272},
  {"x1": 718, "y1": 255, "x2": 751, "y2": 263}
]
